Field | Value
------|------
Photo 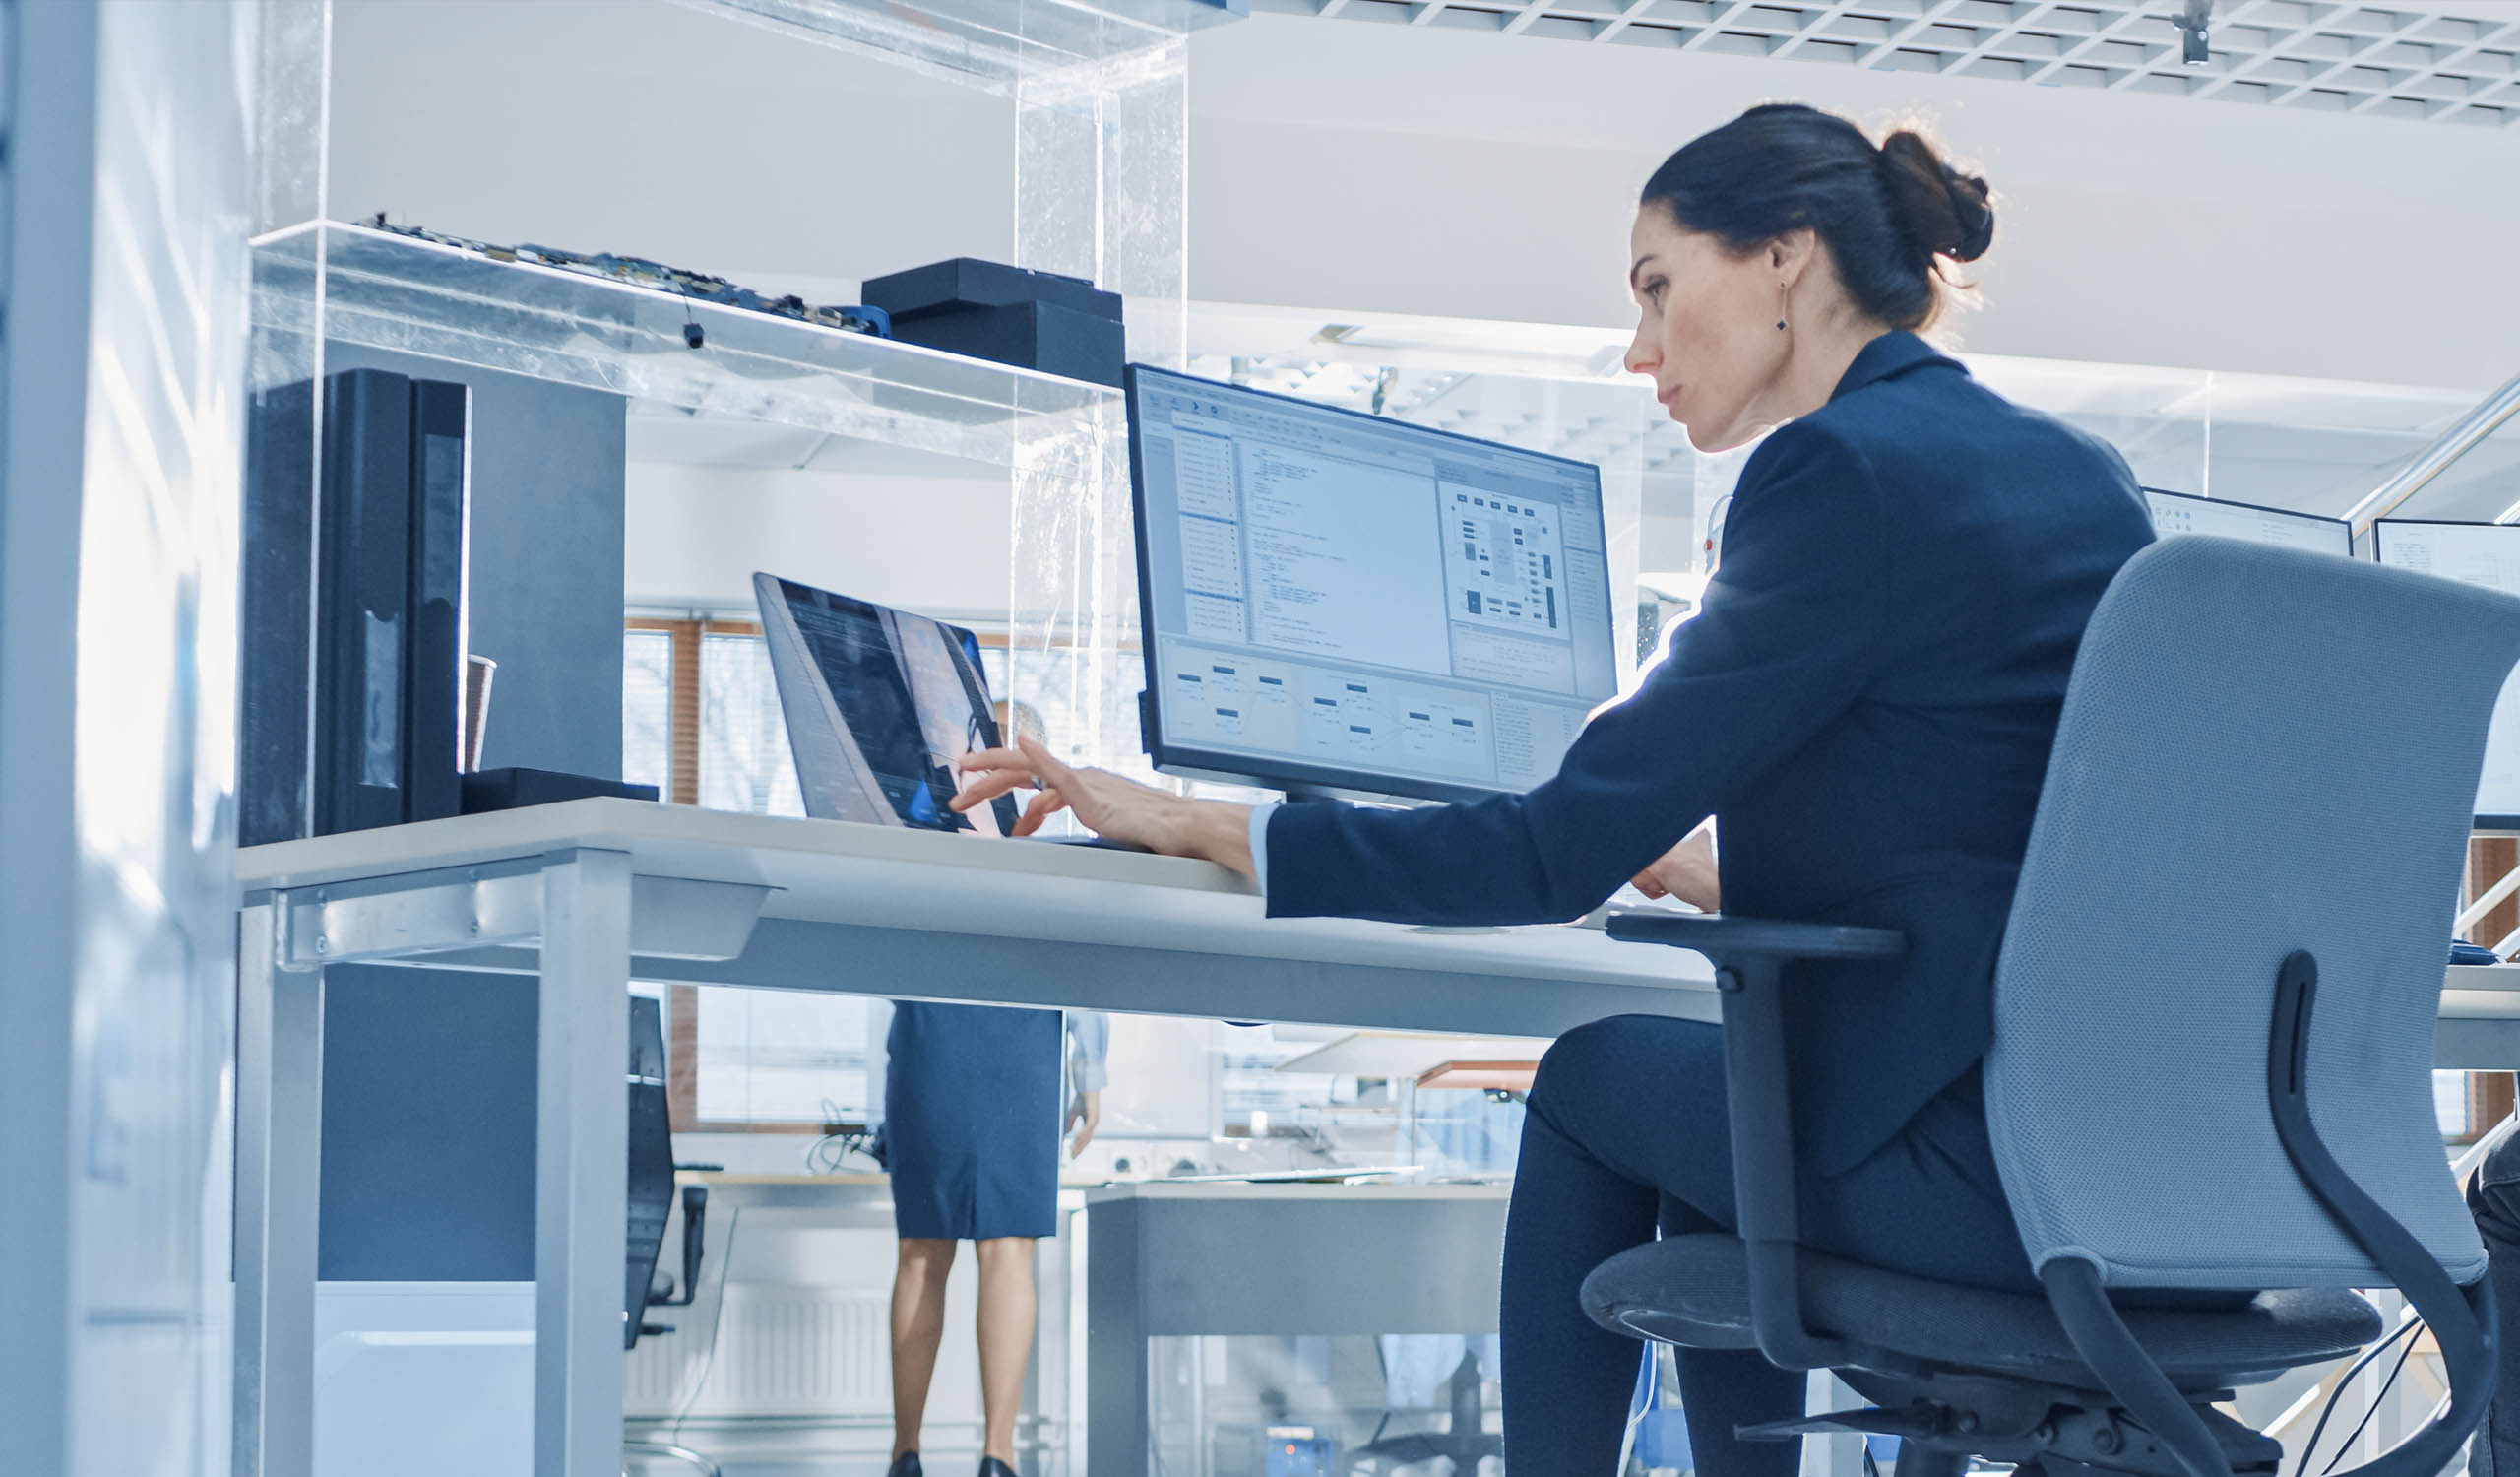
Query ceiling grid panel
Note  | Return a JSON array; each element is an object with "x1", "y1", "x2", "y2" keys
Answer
[{"x1": 1243, "y1": 0, "x2": 2520, "y2": 125}]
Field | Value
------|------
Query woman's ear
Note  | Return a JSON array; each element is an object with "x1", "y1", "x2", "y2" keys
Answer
[{"x1": 1767, "y1": 227, "x2": 1818, "y2": 286}]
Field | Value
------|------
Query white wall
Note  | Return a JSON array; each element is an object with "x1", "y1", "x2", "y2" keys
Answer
[
  {"x1": 1183, "y1": 13, "x2": 2520, "y2": 390},
  {"x1": 326, "y1": 0, "x2": 1015, "y2": 294},
  {"x1": 328, "y1": 0, "x2": 2520, "y2": 391},
  {"x1": 626, "y1": 461, "x2": 1012, "y2": 615}
]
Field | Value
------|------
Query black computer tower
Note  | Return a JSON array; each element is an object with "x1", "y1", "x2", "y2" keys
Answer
[{"x1": 240, "y1": 367, "x2": 472, "y2": 843}]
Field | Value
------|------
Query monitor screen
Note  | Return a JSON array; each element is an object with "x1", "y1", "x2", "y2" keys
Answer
[
  {"x1": 1127, "y1": 365, "x2": 1618, "y2": 803},
  {"x1": 753, "y1": 572, "x2": 1020, "y2": 834},
  {"x1": 2372, "y1": 519, "x2": 2520, "y2": 822},
  {"x1": 2144, "y1": 488, "x2": 2352, "y2": 558}
]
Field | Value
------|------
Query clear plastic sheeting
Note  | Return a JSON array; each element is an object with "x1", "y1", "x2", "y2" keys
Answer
[
  {"x1": 249, "y1": 222, "x2": 1118, "y2": 470},
  {"x1": 1008, "y1": 403, "x2": 1143, "y2": 782},
  {"x1": 1006, "y1": 38, "x2": 1187, "y2": 780},
  {"x1": 250, "y1": 0, "x2": 329, "y2": 231},
  {"x1": 1, "y1": 3, "x2": 259, "y2": 1474},
  {"x1": 679, "y1": 0, "x2": 1231, "y2": 94},
  {"x1": 1148, "y1": 1333, "x2": 1506, "y2": 1477}
]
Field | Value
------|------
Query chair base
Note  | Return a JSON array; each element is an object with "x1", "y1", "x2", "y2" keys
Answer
[{"x1": 1741, "y1": 1367, "x2": 2283, "y2": 1477}]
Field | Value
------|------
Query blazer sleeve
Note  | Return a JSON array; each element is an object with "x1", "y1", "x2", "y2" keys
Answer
[{"x1": 1262, "y1": 419, "x2": 1894, "y2": 925}]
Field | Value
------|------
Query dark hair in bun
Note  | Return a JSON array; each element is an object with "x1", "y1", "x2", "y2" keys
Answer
[
  {"x1": 1639, "y1": 104, "x2": 1993, "y2": 332},
  {"x1": 1877, "y1": 128, "x2": 1994, "y2": 265}
]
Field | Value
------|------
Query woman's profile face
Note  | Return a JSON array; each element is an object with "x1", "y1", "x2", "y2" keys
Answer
[{"x1": 1623, "y1": 203, "x2": 1793, "y2": 454}]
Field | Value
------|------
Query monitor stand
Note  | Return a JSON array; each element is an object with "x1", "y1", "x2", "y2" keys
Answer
[{"x1": 1278, "y1": 784, "x2": 1344, "y2": 805}]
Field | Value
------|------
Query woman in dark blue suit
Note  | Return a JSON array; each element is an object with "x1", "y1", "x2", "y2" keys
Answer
[{"x1": 956, "y1": 103, "x2": 2156, "y2": 1477}]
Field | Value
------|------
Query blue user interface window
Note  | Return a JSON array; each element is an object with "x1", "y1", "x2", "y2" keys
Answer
[{"x1": 1132, "y1": 367, "x2": 1617, "y2": 799}]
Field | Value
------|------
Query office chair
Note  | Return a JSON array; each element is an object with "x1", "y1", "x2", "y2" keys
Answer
[
  {"x1": 1347, "y1": 1347, "x2": 1503, "y2": 1473},
  {"x1": 625, "y1": 995, "x2": 724, "y2": 1477},
  {"x1": 1587, "y1": 536, "x2": 2520, "y2": 1477}
]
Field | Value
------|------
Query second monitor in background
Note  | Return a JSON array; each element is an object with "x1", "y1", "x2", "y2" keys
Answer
[
  {"x1": 1127, "y1": 366, "x2": 1620, "y2": 804},
  {"x1": 2143, "y1": 487, "x2": 2353, "y2": 558},
  {"x1": 2372, "y1": 519, "x2": 2520, "y2": 825}
]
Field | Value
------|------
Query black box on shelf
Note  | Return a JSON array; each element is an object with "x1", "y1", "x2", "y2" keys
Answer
[
  {"x1": 861, "y1": 257, "x2": 1120, "y2": 325},
  {"x1": 459, "y1": 767, "x2": 659, "y2": 814},
  {"x1": 861, "y1": 257, "x2": 1126, "y2": 386},
  {"x1": 893, "y1": 300, "x2": 1126, "y2": 388}
]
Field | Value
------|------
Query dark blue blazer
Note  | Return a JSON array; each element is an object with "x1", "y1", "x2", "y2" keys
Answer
[{"x1": 1263, "y1": 331, "x2": 2157, "y2": 1175}]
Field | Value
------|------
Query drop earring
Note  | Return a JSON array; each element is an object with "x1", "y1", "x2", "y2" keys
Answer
[{"x1": 1776, "y1": 284, "x2": 1789, "y2": 332}]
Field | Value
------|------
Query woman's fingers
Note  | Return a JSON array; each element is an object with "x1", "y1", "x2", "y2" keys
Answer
[
  {"x1": 956, "y1": 744, "x2": 1033, "y2": 775},
  {"x1": 1014, "y1": 733, "x2": 1079, "y2": 788},
  {"x1": 1013, "y1": 788, "x2": 1069, "y2": 837},
  {"x1": 948, "y1": 767, "x2": 1036, "y2": 811}
]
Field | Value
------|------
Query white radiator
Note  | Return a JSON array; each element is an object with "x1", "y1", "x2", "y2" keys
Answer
[{"x1": 630, "y1": 1283, "x2": 982, "y2": 1421}]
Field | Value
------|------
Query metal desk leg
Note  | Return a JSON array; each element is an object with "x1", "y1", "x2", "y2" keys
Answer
[
  {"x1": 233, "y1": 896, "x2": 325, "y2": 1477},
  {"x1": 536, "y1": 850, "x2": 633, "y2": 1477},
  {"x1": 1087, "y1": 1200, "x2": 1151, "y2": 1477}
]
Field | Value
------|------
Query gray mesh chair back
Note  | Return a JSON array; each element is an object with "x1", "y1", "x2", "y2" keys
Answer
[{"x1": 1985, "y1": 535, "x2": 2520, "y2": 1292}]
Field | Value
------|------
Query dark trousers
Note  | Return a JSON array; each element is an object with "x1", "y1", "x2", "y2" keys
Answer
[
  {"x1": 2468, "y1": 1132, "x2": 2520, "y2": 1477},
  {"x1": 1501, "y1": 1015, "x2": 2039, "y2": 1477}
]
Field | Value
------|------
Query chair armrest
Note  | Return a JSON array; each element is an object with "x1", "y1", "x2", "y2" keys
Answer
[
  {"x1": 1606, "y1": 910, "x2": 1905, "y2": 1375},
  {"x1": 1605, "y1": 910, "x2": 1906, "y2": 964}
]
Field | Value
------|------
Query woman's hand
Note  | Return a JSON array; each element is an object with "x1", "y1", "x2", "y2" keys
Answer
[
  {"x1": 952, "y1": 734, "x2": 1257, "y2": 878},
  {"x1": 1065, "y1": 1091, "x2": 1102, "y2": 1158},
  {"x1": 1633, "y1": 826, "x2": 1720, "y2": 912}
]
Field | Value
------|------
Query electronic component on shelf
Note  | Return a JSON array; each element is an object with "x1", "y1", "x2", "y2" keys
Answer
[
  {"x1": 862, "y1": 256, "x2": 1125, "y2": 386},
  {"x1": 360, "y1": 214, "x2": 893, "y2": 338},
  {"x1": 861, "y1": 256, "x2": 1120, "y2": 321}
]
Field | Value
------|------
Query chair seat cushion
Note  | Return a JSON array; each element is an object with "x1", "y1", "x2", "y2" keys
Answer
[{"x1": 1583, "y1": 1234, "x2": 2381, "y2": 1388}]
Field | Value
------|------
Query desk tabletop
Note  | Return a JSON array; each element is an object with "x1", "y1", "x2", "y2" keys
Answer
[
  {"x1": 236, "y1": 800, "x2": 1713, "y2": 993},
  {"x1": 236, "y1": 803, "x2": 2520, "y2": 1045}
]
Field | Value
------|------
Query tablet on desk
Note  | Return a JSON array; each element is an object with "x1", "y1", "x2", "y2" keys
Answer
[{"x1": 754, "y1": 571, "x2": 1147, "y2": 851}]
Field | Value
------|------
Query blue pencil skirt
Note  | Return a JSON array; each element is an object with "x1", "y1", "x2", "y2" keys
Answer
[{"x1": 883, "y1": 1001, "x2": 1064, "y2": 1242}]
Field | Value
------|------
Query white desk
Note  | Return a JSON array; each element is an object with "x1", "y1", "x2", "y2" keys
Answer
[
  {"x1": 228, "y1": 801, "x2": 1721, "y2": 1477},
  {"x1": 231, "y1": 801, "x2": 2520, "y2": 1477}
]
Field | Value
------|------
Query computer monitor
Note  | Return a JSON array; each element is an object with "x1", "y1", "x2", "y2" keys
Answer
[
  {"x1": 1125, "y1": 366, "x2": 1619, "y2": 803},
  {"x1": 2143, "y1": 488, "x2": 2352, "y2": 558},
  {"x1": 753, "y1": 572, "x2": 1022, "y2": 834},
  {"x1": 2371, "y1": 519, "x2": 2520, "y2": 824}
]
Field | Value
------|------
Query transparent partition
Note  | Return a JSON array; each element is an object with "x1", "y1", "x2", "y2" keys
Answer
[
  {"x1": 251, "y1": 223, "x2": 1118, "y2": 464},
  {"x1": 252, "y1": 0, "x2": 1195, "y2": 808},
  {"x1": 1964, "y1": 355, "x2": 2213, "y2": 496},
  {"x1": 2366, "y1": 379, "x2": 2520, "y2": 527},
  {"x1": 1147, "y1": 1333, "x2": 1504, "y2": 1477}
]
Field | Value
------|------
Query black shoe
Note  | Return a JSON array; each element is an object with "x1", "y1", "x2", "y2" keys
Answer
[
  {"x1": 978, "y1": 1459, "x2": 1018, "y2": 1477},
  {"x1": 887, "y1": 1455, "x2": 922, "y2": 1477}
]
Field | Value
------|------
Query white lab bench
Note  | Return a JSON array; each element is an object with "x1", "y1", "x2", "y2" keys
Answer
[
  {"x1": 229, "y1": 799, "x2": 2520, "y2": 1476},
  {"x1": 229, "y1": 799, "x2": 1724, "y2": 1477}
]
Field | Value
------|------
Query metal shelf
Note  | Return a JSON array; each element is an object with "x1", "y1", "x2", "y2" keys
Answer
[
  {"x1": 677, "y1": 0, "x2": 1238, "y2": 92},
  {"x1": 251, "y1": 221, "x2": 1117, "y2": 469}
]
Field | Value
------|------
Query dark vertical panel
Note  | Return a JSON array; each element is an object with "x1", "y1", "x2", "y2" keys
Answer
[
  {"x1": 326, "y1": 343, "x2": 626, "y2": 780},
  {"x1": 316, "y1": 967, "x2": 539, "y2": 1281},
  {"x1": 315, "y1": 345, "x2": 628, "y2": 1279},
  {"x1": 314, "y1": 369, "x2": 414, "y2": 835},
  {"x1": 403, "y1": 378, "x2": 470, "y2": 823},
  {"x1": 239, "y1": 380, "x2": 316, "y2": 846}
]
